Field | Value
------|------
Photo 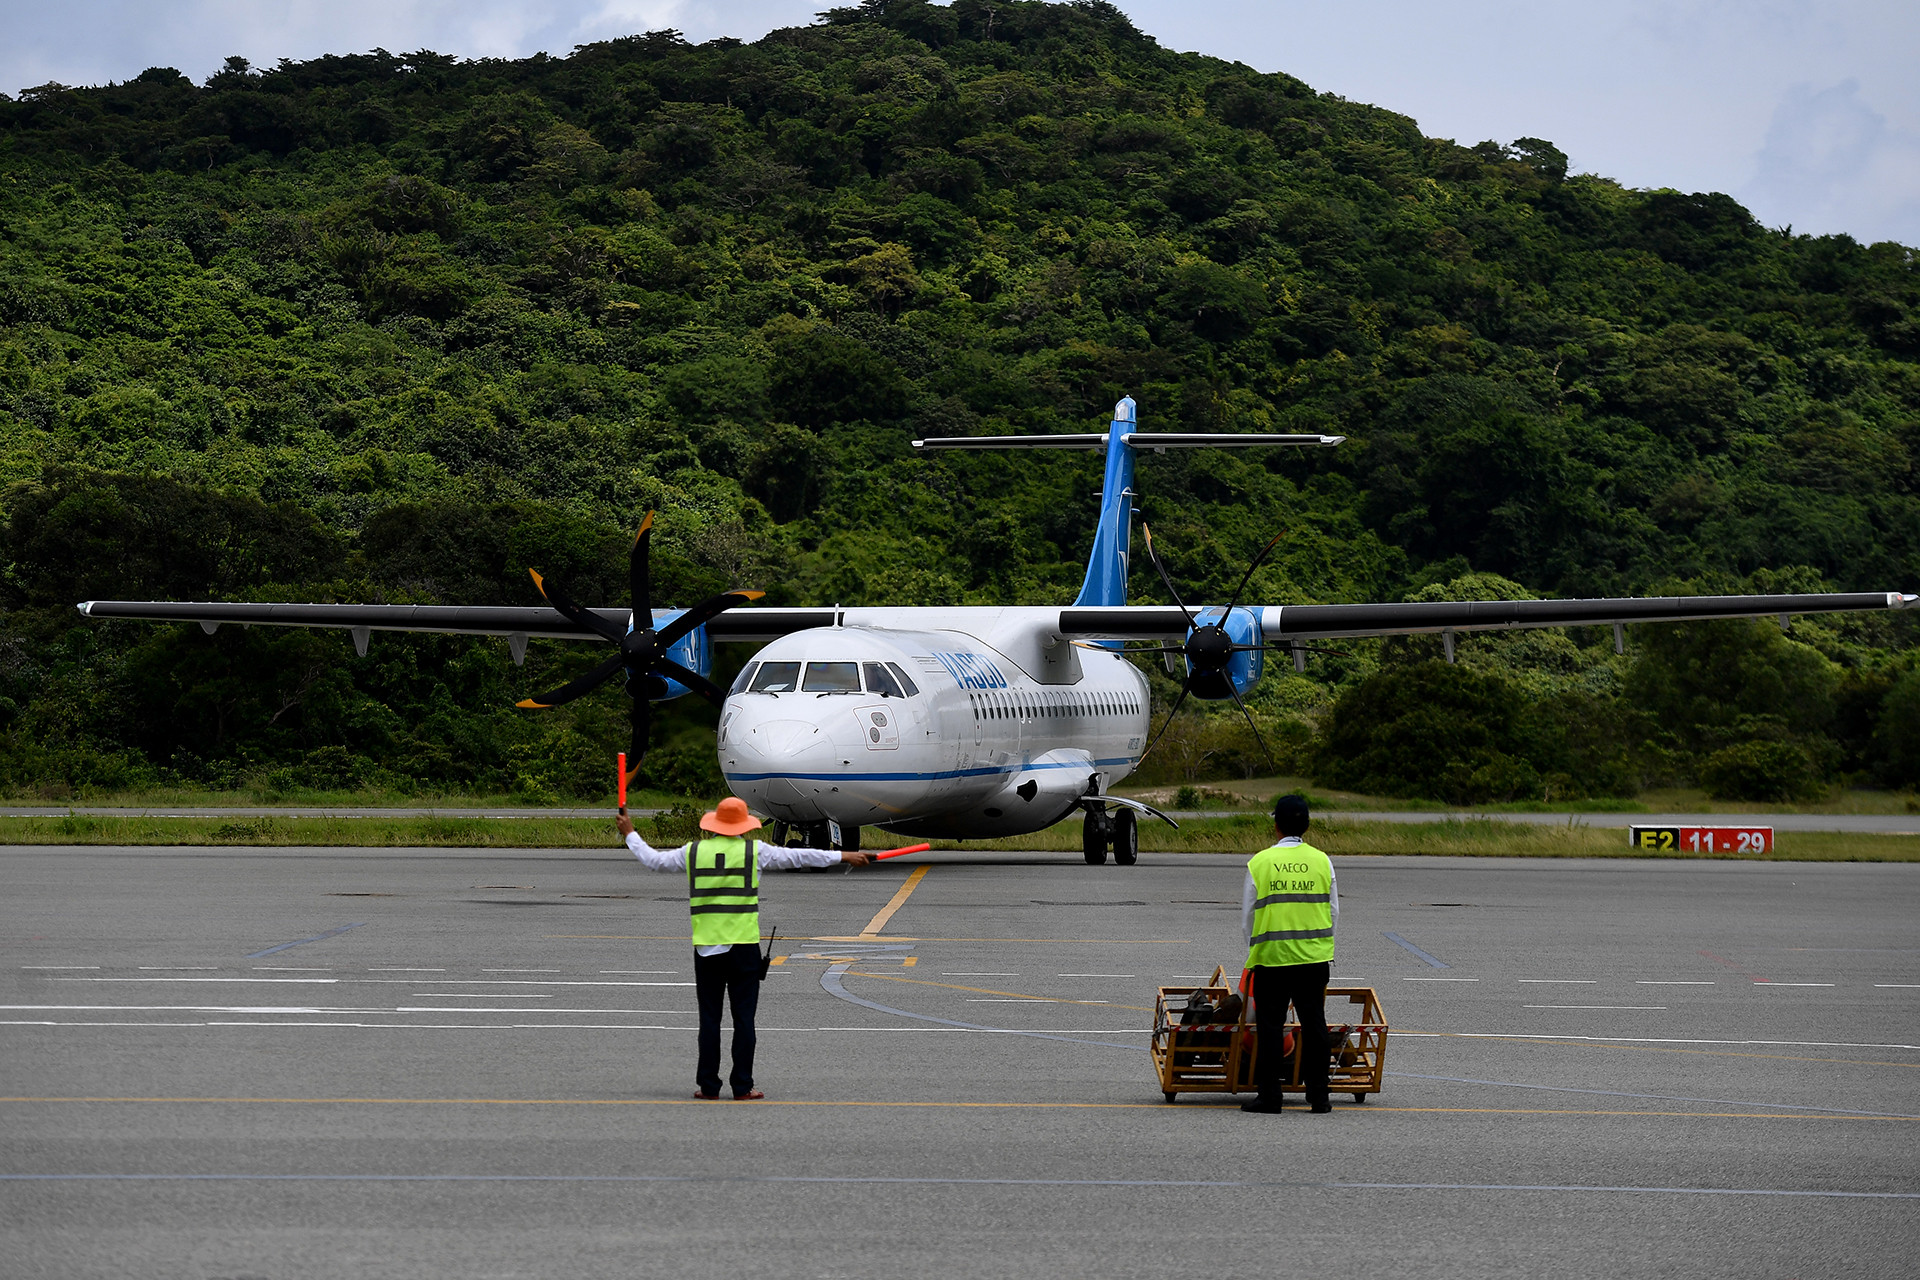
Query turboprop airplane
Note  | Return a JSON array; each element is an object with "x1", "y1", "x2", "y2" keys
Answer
[{"x1": 79, "y1": 396, "x2": 1915, "y2": 864}]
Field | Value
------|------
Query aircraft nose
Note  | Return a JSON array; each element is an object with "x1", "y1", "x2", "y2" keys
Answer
[{"x1": 726, "y1": 713, "x2": 832, "y2": 769}]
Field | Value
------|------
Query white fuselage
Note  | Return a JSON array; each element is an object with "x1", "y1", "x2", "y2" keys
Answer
[{"x1": 719, "y1": 621, "x2": 1150, "y2": 839}]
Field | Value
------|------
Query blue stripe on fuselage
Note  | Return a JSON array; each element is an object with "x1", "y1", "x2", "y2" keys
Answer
[{"x1": 725, "y1": 757, "x2": 1138, "y2": 784}]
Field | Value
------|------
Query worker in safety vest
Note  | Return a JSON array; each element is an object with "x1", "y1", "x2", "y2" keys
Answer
[
  {"x1": 1240, "y1": 793, "x2": 1338, "y2": 1114},
  {"x1": 618, "y1": 797, "x2": 872, "y2": 1099}
]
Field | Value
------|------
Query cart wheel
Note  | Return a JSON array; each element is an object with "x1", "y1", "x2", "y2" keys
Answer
[
  {"x1": 1351, "y1": 1093, "x2": 1367, "y2": 1104},
  {"x1": 1163, "y1": 1092, "x2": 1177, "y2": 1104}
]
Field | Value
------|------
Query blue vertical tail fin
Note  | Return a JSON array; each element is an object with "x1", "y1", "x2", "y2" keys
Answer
[{"x1": 1072, "y1": 397, "x2": 1138, "y2": 608}]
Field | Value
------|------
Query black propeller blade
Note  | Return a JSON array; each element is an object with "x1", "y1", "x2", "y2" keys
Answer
[
  {"x1": 516, "y1": 511, "x2": 764, "y2": 784},
  {"x1": 1136, "y1": 523, "x2": 1289, "y2": 770}
]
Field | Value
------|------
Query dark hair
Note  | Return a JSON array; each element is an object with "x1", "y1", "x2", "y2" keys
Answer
[{"x1": 1272, "y1": 793, "x2": 1310, "y2": 837}]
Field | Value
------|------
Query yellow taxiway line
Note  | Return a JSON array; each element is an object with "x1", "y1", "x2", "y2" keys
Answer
[{"x1": 857, "y1": 865, "x2": 930, "y2": 938}]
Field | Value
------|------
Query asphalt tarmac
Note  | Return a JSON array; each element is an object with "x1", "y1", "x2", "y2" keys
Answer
[{"x1": 4, "y1": 843, "x2": 1916, "y2": 1278}]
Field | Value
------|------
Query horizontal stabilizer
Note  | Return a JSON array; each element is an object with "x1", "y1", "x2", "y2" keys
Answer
[
  {"x1": 913, "y1": 434, "x2": 1107, "y2": 450},
  {"x1": 1122, "y1": 432, "x2": 1344, "y2": 449},
  {"x1": 912, "y1": 432, "x2": 1342, "y2": 451}
]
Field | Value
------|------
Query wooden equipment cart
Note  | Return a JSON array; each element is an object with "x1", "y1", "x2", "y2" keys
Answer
[{"x1": 1150, "y1": 965, "x2": 1388, "y2": 1104}]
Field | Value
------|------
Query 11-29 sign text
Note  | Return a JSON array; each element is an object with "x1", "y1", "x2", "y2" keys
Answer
[{"x1": 1629, "y1": 825, "x2": 1774, "y2": 854}]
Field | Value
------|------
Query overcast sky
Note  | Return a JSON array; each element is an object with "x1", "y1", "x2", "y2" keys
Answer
[{"x1": 4, "y1": 1, "x2": 1915, "y2": 245}]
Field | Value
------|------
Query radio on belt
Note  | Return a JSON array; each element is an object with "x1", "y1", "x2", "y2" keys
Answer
[{"x1": 1629, "y1": 824, "x2": 1773, "y2": 853}]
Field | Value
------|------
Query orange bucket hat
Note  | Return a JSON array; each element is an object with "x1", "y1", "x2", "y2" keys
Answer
[{"x1": 699, "y1": 796, "x2": 762, "y2": 836}]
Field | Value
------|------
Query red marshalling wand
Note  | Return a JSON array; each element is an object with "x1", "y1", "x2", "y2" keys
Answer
[
  {"x1": 873, "y1": 843, "x2": 930, "y2": 860},
  {"x1": 617, "y1": 752, "x2": 627, "y2": 815}
]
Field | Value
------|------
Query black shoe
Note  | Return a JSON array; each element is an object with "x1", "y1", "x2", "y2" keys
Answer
[
  {"x1": 1240, "y1": 1099, "x2": 1286, "y2": 1113},
  {"x1": 1309, "y1": 1101, "x2": 1333, "y2": 1113}
]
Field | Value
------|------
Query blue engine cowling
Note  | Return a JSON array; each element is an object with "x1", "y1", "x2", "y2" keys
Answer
[
  {"x1": 637, "y1": 609, "x2": 711, "y2": 701},
  {"x1": 1184, "y1": 606, "x2": 1264, "y2": 701}
]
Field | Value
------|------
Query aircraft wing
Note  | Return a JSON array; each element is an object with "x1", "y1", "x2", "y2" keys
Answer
[
  {"x1": 74, "y1": 600, "x2": 844, "y2": 644},
  {"x1": 78, "y1": 591, "x2": 1914, "y2": 648},
  {"x1": 1056, "y1": 592, "x2": 1916, "y2": 641}
]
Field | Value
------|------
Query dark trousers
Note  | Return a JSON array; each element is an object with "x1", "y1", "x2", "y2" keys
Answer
[
  {"x1": 1252, "y1": 961, "x2": 1330, "y2": 1105},
  {"x1": 693, "y1": 944, "x2": 762, "y2": 1097}
]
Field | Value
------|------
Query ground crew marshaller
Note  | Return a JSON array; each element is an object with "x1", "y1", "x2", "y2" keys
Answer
[
  {"x1": 1241, "y1": 793, "x2": 1338, "y2": 1114},
  {"x1": 618, "y1": 797, "x2": 872, "y2": 1099}
]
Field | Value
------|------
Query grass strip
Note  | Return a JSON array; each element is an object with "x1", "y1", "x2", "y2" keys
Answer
[{"x1": 0, "y1": 814, "x2": 1914, "y2": 861}]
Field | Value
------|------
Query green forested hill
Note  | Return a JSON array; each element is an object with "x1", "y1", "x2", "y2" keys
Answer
[{"x1": 1, "y1": 0, "x2": 1916, "y2": 802}]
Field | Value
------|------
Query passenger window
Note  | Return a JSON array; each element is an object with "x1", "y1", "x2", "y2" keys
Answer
[
  {"x1": 863, "y1": 662, "x2": 904, "y2": 698},
  {"x1": 802, "y1": 661, "x2": 861, "y2": 693},
  {"x1": 885, "y1": 662, "x2": 919, "y2": 697},
  {"x1": 749, "y1": 661, "x2": 800, "y2": 693},
  {"x1": 729, "y1": 662, "x2": 759, "y2": 695}
]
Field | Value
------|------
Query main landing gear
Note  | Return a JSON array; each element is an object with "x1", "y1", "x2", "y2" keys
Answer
[{"x1": 1082, "y1": 805, "x2": 1137, "y2": 867}]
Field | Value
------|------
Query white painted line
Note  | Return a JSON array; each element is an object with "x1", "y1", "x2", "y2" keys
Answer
[
  {"x1": 1518, "y1": 979, "x2": 1595, "y2": 984},
  {"x1": 412, "y1": 994, "x2": 553, "y2": 999},
  {"x1": 0, "y1": 1020, "x2": 1150, "y2": 1033},
  {"x1": 139, "y1": 967, "x2": 218, "y2": 971},
  {"x1": 966, "y1": 998, "x2": 1048, "y2": 1003},
  {"x1": 1756, "y1": 983, "x2": 1835, "y2": 987},
  {"x1": 52, "y1": 976, "x2": 695, "y2": 987},
  {"x1": 481, "y1": 969, "x2": 561, "y2": 973},
  {"x1": 55, "y1": 982, "x2": 337, "y2": 990},
  {"x1": 1400, "y1": 1032, "x2": 1920, "y2": 1050},
  {"x1": 253, "y1": 967, "x2": 331, "y2": 972},
  {"x1": 351, "y1": 979, "x2": 695, "y2": 988},
  {"x1": 1524, "y1": 1005, "x2": 1667, "y2": 1010},
  {"x1": 1058, "y1": 974, "x2": 1134, "y2": 978},
  {"x1": 1404, "y1": 977, "x2": 1479, "y2": 982},
  {"x1": 600, "y1": 971, "x2": 677, "y2": 975},
  {"x1": 1874, "y1": 984, "x2": 1920, "y2": 988},
  {"x1": 812, "y1": 1027, "x2": 1146, "y2": 1034},
  {"x1": 944, "y1": 972, "x2": 1016, "y2": 976},
  {"x1": 397, "y1": 1009, "x2": 687, "y2": 1014},
  {"x1": 1638, "y1": 981, "x2": 1715, "y2": 985},
  {"x1": 21, "y1": 966, "x2": 98, "y2": 970},
  {"x1": 369, "y1": 968, "x2": 443, "y2": 972}
]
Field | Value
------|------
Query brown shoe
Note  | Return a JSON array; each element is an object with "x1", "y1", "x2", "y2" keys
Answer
[
  {"x1": 734, "y1": 1089, "x2": 765, "y2": 1100},
  {"x1": 694, "y1": 1090, "x2": 720, "y2": 1100}
]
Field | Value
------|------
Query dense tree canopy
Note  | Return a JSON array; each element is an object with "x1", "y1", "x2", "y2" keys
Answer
[{"x1": 0, "y1": 0, "x2": 1914, "y2": 799}]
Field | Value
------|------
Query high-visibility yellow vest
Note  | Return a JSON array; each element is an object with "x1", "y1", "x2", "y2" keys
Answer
[
  {"x1": 687, "y1": 835, "x2": 761, "y2": 947},
  {"x1": 1245, "y1": 841, "x2": 1334, "y2": 967}
]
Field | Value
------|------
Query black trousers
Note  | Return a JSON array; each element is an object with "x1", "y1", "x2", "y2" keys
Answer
[
  {"x1": 1252, "y1": 961, "x2": 1330, "y2": 1105},
  {"x1": 693, "y1": 943, "x2": 762, "y2": 1097}
]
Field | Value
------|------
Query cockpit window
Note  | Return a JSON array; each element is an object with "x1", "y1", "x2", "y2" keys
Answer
[
  {"x1": 729, "y1": 662, "x2": 759, "y2": 695},
  {"x1": 749, "y1": 661, "x2": 801, "y2": 693},
  {"x1": 863, "y1": 662, "x2": 904, "y2": 698},
  {"x1": 802, "y1": 661, "x2": 861, "y2": 693},
  {"x1": 884, "y1": 662, "x2": 919, "y2": 697}
]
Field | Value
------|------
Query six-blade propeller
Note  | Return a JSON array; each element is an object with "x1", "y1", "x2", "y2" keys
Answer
[
  {"x1": 515, "y1": 511, "x2": 763, "y2": 783},
  {"x1": 1132, "y1": 525, "x2": 1345, "y2": 768}
]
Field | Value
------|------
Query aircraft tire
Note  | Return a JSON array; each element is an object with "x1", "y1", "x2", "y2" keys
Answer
[
  {"x1": 1082, "y1": 809, "x2": 1110, "y2": 866},
  {"x1": 1112, "y1": 810, "x2": 1138, "y2": 865}
]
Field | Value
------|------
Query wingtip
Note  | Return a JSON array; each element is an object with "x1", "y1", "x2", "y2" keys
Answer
[
  {"x1": 76, "y1": 601, "x2": 93, "y2": 616},
  {"x1": 735, "y1": 590, "x2": 766, "y2": 602},
  {"x1": 528, "y1": 568, "x2": 547, "y2": 598},
  {"x1": 633, "y1": 511, "x2": 654, "y2": 544},
  {"x1": 515, "y1": 698, "x2": 551, "y2": 710}
]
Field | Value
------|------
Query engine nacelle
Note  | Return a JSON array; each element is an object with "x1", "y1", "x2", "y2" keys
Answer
[
  {"x1": 1184, "y1": 606, "x2": 1264, "y2": 701},
  {"x1": 640, "y1": 609, "x2": 711, "y2": 701}
]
